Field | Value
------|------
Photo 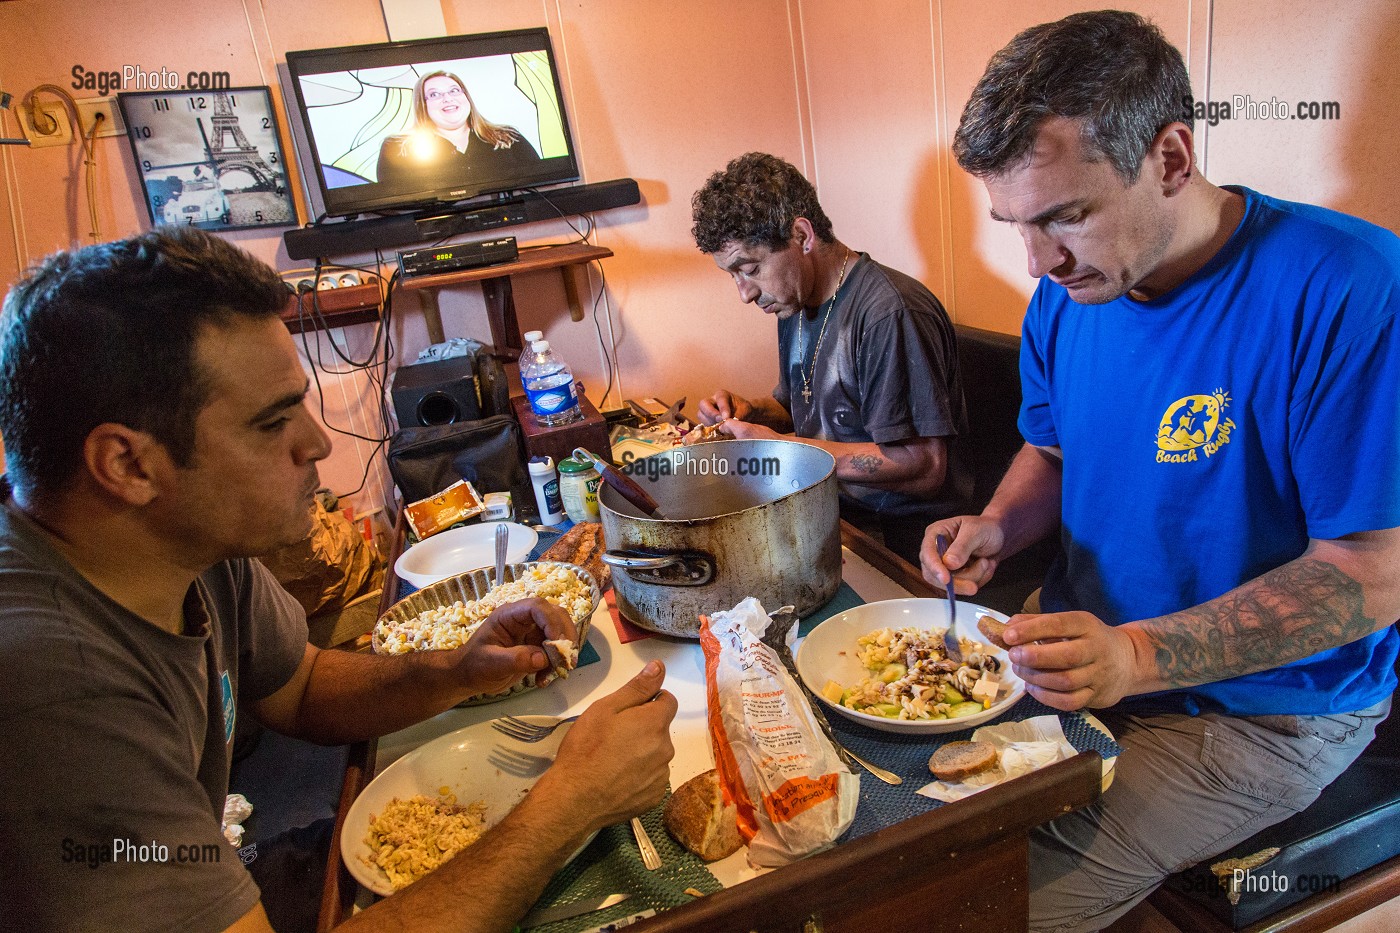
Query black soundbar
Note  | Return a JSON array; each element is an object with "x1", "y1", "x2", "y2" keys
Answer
[{"x1": 283, "y1": 178, "x2": 641, "y2": 260}]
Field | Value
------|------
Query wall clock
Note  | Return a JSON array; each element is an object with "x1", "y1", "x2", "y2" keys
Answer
[{"x1": 116, "y1": 86, "x2": 297, "y2": 231}]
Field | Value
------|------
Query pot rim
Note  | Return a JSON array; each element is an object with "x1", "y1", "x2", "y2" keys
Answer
[{"x1": 599, "y1": 438, "x2": 836, "y2": 524}]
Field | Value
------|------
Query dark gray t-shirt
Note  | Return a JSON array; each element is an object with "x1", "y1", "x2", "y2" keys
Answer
[
  {"x1": 0, "y1": 489, "x2": 308, "y2": 932},
  {"x1": 775, "y1": 254, "x2": 971, "y2": 518}
]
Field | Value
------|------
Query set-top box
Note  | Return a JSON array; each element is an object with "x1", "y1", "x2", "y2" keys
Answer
[{"x1": 398, "y1": 236, "x2": 519, "y2": 278}]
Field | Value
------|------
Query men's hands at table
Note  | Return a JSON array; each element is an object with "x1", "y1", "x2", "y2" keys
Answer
[
  {"x1": 717, "y1": 419, "x2": 782, "y2": 441},
  {"x1": 999, "y1": 611, "x2": 1144, "y2": 711},
  {"x1": 923, "y1": 517, "x2": 1146, "y2": 710},
  {"x1": 697, "y1": 390, "x2": 755, "y2": 425},
  {"x1": 921, "y1": 515, "x2": 1006, "y2": 595},
  {"x1": 450, "y1": 598, "x2": 578, "y2": 696},
  {"x1": 536, "y1": 660, "x2": 677, "y2": 834}
]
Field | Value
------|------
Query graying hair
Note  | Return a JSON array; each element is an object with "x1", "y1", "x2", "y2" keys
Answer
[{"x1": 953, "y1": 10, "x2": 1192, "y2": 182}]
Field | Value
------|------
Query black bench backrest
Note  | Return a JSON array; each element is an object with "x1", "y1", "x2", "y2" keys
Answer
[{"x1": 954, "y1": 324, "x2": 1026, "y2": 511}]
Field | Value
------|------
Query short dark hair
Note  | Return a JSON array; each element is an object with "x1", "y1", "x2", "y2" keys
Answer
[
  {"x1": 691, "y1": 152, "x2": 835, "y2": 254},
  {"x1": 0, "y1": 226, "x2": 289, "y2": 500},
  {"x1": 953, "y1": 10, "x2": 1192, "y2": 182}
]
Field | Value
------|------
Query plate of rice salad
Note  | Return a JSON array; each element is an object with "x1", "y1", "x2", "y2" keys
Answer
[
  {"x1": 344, "y1": 715, "x2": 595, "y2": 896},
  {"x1": 796, "y1": 598, "x2": 1026, "y2": 734},
  {"x1": 373, "y1": 561, "x2": 601, "y2": 705}
]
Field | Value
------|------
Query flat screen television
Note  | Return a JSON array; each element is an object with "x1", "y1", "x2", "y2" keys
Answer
[{"x1": 284, "y1": 28, "x2": 580, "y2": 217}]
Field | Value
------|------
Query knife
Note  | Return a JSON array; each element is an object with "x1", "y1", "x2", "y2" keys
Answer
[
  {"x1": 518, "y1": 892, "x2": 630, "y2": 930},
  {"x1": 935, "y1": 535, "x2": 964, "y2": 664}
]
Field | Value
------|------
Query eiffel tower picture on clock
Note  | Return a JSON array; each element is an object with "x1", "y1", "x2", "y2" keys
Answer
[{"x1": 117, "y1": 86, "x2": 296, "y2": 231}]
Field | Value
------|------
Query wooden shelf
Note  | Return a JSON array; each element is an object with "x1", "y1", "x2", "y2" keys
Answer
[
  {"x1": 281, "y1": 282, "x2": 383, "y2": 334},
  {"x1": 396, "y1": 242, "x2": 613, "y2": 356}
]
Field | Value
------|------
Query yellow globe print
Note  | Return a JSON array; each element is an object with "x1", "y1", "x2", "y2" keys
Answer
[{"x1": 1157, "y1": 394, "x2": 1221, "y2": 451}]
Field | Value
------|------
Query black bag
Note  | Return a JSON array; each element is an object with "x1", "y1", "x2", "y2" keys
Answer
[{"x1": 388, "y1": 414, "x2": 531, "y2": 507}]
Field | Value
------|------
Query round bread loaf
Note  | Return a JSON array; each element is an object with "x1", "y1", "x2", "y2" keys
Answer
[
  {"x1": 929, "y1": 740, "x2": 1000, "y2": 782},
  {"x1": 662, "y1": 769, "x2": 743, "y2": 861}
]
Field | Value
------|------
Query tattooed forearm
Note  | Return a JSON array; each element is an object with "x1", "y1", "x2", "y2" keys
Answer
[
  {"x1": 846, "y1": 453, "x2": 884, "y2": 475},
  {"x1": 1139, "y1": 558, "x2": 1377, "y2": 689}
]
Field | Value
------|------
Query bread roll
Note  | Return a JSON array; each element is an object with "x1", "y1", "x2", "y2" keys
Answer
[
  {"x1": 928, "y1": 741, "x2": 1000, "y2": 782},
  {"x1": 663, "y1": 769, "x2": 743, "y2": 861},
  {"x1": 977, "y1": 616, "x2": 1011, "y2": 651}
]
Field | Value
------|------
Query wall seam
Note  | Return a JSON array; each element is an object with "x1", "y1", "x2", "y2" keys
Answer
[
  {"x1": 931, "y1": 0, "x2": 956, "y2": 320},
  {"x1": 788, "y1": 0, "x2": 816, "y2": 184}
]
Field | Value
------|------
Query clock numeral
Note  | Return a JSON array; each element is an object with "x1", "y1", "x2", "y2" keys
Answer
[
  {"x1": 254, "y1": 210, "x2": 265, "y2": 222},
  {"x1": 269, "y1": 152, "x2": 278, "y2": 164},
  {"x1": 134, "y1": 125, "x2": 153, "y2": 139},
  {"x1": 261, "y1": 117, "x2": 271, "y2": 130},
  {"x1": 187, "y1": 97, "x2": 207, "y2": 110},
  {"x1": 221, "y1": 212, "x2": 232, "y2": 225},
  {"x1": 142, "y1": 159, "x2": 152, "y2": 172},
  {"x1": 152, "y1": 195, "x2": 163, "y2": 207},
  {"x1": 152, "y1": 98, "x2": 170, "y2": 112}
]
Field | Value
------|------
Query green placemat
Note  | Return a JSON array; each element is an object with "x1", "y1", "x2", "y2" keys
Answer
[
  {"x1": 524, "y1": 791, "x2": 722, "y2": 933},
  {"x1": 798, "y1": 582, "x2": 865, "y2": 636}
]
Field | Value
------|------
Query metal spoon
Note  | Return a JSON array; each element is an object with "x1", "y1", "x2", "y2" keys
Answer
[{"x1": 493, "y1": 521, "x2": 508, "y2": 587}]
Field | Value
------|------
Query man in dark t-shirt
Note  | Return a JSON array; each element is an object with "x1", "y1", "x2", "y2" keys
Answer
[
  {"x1": 691, "y1": 152, "x2": 971, "y2": 562},
  {"x1": 0, "y1": 228, "x2": 677, "y2": 933}
]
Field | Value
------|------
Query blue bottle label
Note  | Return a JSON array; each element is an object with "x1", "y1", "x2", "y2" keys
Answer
[
  {"x1": 543, "y1": 478, "x2": 563, "y2": 513},
  {"x1": 526, "y1": 381, "x2": 578, "y2": 415}
]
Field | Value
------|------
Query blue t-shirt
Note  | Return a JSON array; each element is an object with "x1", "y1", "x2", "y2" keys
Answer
[{"x1": 1019, "y1": 186, "x2": 1400, "y2": 716}]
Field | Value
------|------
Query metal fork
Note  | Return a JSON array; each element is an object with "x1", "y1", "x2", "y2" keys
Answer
[
  {"x1": 934, "y1": 534, "x2": 964, "y2": 664},
  {"x1": 761, "y1": 607, "x2": 904, "y2": 786},
  {"x1": 491, "y1": 713, "x2": 580, "y2": 742},
  {"x1": 630, "y1": 817, "x2": 662, "y2": 869}
]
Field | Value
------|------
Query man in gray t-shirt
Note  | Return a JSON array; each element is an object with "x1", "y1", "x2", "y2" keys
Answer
[
  {"x1": 691, "y1": 153, "x2": 970, "y2": 563},
  {"x1": 0, "y1": 228, "x2": 677, "y2": 933}
]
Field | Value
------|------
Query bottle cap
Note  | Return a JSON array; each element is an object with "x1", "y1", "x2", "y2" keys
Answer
[
  {"x1": 523, "y1": 330, "x2": 544, "y2": 343},
  {"x1": 557, "y1": 456, "x2": 594, "y2": 474},
  {"x1": 531, "y1": 339, "x2": 550, "y2": 352},
  {"x1": 528, "y1": 455, "x2": 555, "y2": 474}
]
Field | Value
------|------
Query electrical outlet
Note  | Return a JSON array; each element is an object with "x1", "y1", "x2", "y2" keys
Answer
[
  {"x1": 18, "y1": 102, "x2": 72, "y2": 148},
  {"x1": 75, "y1": 97, "x2": 125, "y2": 138}
]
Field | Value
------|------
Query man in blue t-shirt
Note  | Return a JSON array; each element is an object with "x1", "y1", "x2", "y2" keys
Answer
[{"x1": 932, "y1": 11, "x2": 1400, "y2": 932}]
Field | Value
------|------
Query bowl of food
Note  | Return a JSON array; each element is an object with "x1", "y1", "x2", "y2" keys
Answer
[
  {"x1": 343, "y1": 716, "x2": 596, "y2": 896},
  {"x1": 795, "y1": 598, "x2": 1025, "y2": 734},
  {"x1": 373, "y1": 561, "x2": 600, "y2": 705},
  {"x1": 394, "y1": 521, "x2": 538, "y2": 590}
]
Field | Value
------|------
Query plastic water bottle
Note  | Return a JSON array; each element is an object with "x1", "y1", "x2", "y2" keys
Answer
[{"x1": 521, "y1": 339, "x2": 582, "y2": 426}]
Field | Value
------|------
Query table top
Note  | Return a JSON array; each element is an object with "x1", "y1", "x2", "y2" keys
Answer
[{"x1": 320, "y1": 522, "x2": 1104, "y2": 930}]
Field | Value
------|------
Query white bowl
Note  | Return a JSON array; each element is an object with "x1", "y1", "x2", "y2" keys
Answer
[
  {"x1": 394, "y1": 522, "x2": 538, "y2": 589},
  {"x1": 795, "y1": 598, "x2": 1026, "y2": 734},
  {"x1": 343, "y1": 716, "x2": 595, "y2": 897}
]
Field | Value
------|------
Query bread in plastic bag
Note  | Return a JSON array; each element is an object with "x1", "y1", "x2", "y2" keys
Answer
[{"x1": 700, "y1": 597, "x2": 858, "y2": 867}]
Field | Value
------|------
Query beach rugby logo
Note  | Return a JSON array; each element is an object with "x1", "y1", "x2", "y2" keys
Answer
[{"x1": 1156, "y1": 389, "x2": 1235, "y2": 463}]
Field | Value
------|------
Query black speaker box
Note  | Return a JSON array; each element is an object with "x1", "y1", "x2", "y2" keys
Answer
[{"x1": 391, "y1": 357, "x2": 481, "y2": 428}]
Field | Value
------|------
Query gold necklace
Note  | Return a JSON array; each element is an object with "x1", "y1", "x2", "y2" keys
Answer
[{"x1": 798, "y1": 248, "x2": 852, "y2": 404}]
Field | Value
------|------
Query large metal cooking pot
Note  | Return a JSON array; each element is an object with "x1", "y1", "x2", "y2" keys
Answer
[{"x1": 599, "y1": 439, "x2": 841, "y2": 638}]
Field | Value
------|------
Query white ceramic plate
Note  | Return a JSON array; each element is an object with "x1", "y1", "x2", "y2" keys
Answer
[
  {"x1": 342, "y1": 716, "x2": 594, "y2": 897},
  {"x1": 795, "y1": 598, "x2": 1026, "y2": 734},
  {"x1": 394, "y1": 522, "x2": 538, "y2": 589}
]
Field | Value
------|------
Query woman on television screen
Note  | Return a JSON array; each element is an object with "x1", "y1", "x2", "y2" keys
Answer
[{"x1": 375, "y1": 70, "x2": 541, "y2": 197}]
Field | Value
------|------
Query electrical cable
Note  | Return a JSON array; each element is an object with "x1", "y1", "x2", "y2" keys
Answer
[{"x1": 24, "y1": 84, "x2": 102, "y2": 242}]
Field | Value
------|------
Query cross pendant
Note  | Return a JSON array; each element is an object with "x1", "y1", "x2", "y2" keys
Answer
[{"x1": 801, "y1": 386, "x2": 813, "y2": 403}]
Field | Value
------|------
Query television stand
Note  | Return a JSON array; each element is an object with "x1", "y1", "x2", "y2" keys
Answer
[{"x1": 396, "y1": 241, "x2": 612, "y2": 355}]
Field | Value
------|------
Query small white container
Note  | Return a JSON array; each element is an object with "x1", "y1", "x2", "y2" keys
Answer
[{"x1": 528, "y1": 456, "x2": 567, "y2": 526}]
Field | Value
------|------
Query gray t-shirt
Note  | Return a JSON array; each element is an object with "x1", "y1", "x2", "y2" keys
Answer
[
  {"x1": 776, "y1": 254, "x2": 971, "y2": 518},
  {"x1": 0, "y1": 486, "x2": 308, "y2": 932}
]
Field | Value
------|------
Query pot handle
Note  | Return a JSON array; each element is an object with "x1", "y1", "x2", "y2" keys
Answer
[
  {"x1": 601, "y1": 549, "x2": 716, "y2": 587},
  {"x1": 600, "y1": 551, "x2": 683, "y2": 570}
]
